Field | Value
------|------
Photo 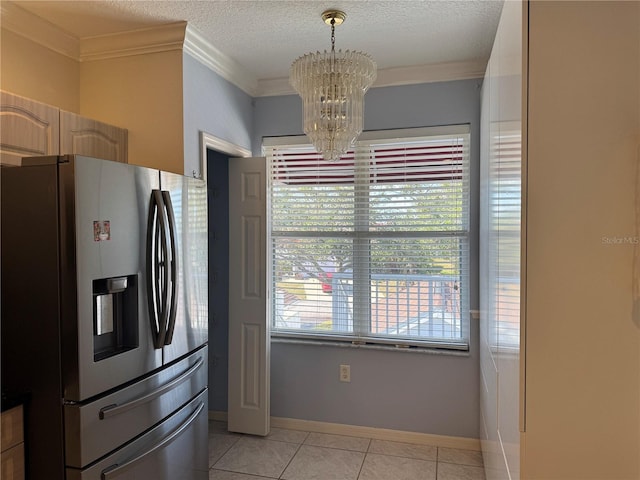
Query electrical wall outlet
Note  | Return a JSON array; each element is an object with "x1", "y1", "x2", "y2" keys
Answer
[{"x1": 340, "y1": 364, "x2": 351, "y2": 382}]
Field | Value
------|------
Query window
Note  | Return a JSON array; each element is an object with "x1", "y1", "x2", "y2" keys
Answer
[{"x1": 264, "y1": 126, "x2": 470, "y2": 349}]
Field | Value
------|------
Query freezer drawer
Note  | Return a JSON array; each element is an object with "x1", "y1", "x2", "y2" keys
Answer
[
  {"x1": 66, "y1": 388, "x2": 208, "y2": 480},
  {"x1": 64, "y1": 346, "x2": 207, "y2": 468}
]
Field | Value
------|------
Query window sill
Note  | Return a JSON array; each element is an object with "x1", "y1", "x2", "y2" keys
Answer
[{"x1": 270, "y1": 335, "x2": 470, "y2": 357}]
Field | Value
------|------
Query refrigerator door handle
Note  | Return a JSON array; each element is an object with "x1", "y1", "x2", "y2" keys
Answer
[
  {"x1": 98, "y1": 356, "x2": 204, "y2": 420},
  {"x1": 99, "y1": 400, "x2": 205, "y2": 480},
  {"x1": 146, "y1": 190, "x2": 170, "y2": 349},
  {"x1": 161, "y1": 190, "x2": 178, "y2": 346}
]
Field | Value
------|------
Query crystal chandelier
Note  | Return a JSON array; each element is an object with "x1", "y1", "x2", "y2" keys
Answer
[{"x1": 290, "y1": 10, "x2": 377, "y2": 162}]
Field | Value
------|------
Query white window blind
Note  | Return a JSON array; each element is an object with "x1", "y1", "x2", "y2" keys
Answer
[{"x1": 265, "y1": 126, "x2": 470, "y2": 349}]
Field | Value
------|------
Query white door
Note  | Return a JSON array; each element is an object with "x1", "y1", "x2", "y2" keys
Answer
[{"x1": 227, "y1": 157, "x2": 269, "y2": 435}]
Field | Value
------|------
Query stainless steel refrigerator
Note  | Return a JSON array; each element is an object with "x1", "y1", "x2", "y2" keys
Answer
[{"x1": 1, "y1": 155, "x2": 209, "y2": 479}]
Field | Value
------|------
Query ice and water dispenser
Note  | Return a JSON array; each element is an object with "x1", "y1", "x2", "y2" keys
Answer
[{"x1": 93, "y1": 275, "x2": 138, "y2": 361}]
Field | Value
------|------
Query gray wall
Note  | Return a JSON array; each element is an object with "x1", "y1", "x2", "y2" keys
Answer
[
  {"x1": 253, "y1": 79, "x2": 481, "y2": 438},
  {"x1": 183, "y1": 53, "x2": 254, "y2": 177}
]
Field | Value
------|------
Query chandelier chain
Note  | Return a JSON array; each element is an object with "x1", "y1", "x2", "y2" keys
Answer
[{"x1": 331, "y1": 19, "x2": 336, "y2": 53}]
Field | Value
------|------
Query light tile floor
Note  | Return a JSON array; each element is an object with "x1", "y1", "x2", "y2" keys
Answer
[{"x1": 209, "y1": 421, "x2": 485, "y2": 480}]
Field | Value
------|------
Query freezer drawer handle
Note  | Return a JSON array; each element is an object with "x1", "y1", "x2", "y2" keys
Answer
[
  {"x1": 100, "y1": 400, "x2": 205, "y2": 480},
  {"x1": 99, "y1": 357, "x2": 204, "y2": 420}
]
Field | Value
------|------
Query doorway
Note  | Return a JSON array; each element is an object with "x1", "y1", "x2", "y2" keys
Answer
[{"x1": 207, "y1": 148, "x2": 231, "y2": 413}]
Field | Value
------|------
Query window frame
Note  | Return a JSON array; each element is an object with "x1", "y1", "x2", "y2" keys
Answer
[{"x1": 264, "y1": 125, "x2": 471, "y2": 351}]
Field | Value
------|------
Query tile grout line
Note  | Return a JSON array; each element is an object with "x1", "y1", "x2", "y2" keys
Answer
[
  {"x1": 361, "y1": 438, "x2": 373, "y2": 478},
  {"x1": 301, "y1": 445, "x2": 370, "y2": 453},
  {"x1": 364, "y1": 443, "x2": 439, "y2": 463},
  {"x1": 210, "y1": 427, "x2": 485, "y2": 478},
  {"x1": 300, "y1": 438, "x2": 372, "y2": 454},
  {"x1": 209, "y1": 432, "x2": 242, "y2": 470},
  {"x1": 354, "y1": 438, "x2": 371, "y2": 480},
  {"x1": 277, "y1": 432, "x2": 309, "y2": 479}
]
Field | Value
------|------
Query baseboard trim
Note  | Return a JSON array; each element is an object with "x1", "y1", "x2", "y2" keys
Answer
[
  {"x1": 209, "y1": 411, "x2": 228, "y2": 422},
  {"x1": 208, "y1": 411, "x2": 480, "y2": 451}
]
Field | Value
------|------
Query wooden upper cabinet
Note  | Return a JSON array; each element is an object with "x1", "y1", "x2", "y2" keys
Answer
[
  {"x1": 0, "y1": 91, "x2": 128, "y2": 165},
  {"x1": 60, "y1": 110, "x2": 128, "y2": 163},
  {"x1": 0, "y1": 91, "x2": 60, "y2": 166}
]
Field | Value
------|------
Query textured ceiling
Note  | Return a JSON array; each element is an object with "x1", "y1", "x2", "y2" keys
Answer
[{"x1": 12, "y1": 0, "x2": 503, "y2": 83}]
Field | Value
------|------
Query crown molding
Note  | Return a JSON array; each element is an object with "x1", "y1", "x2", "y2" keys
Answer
[
  {"x1": 375, "y1": 60, "x2": 487, "y2": 87},
  {"x1": 183, "y1": 24, "x2": 258, "y2": 97},
  {"x1": 80, "y1": 22, "x2": 187, "y2": 62},
  {"x1": 0, "y1": 1, "x2": 80, "y2": 59},
  {"x1": 0, "y1": 3, "x2": 187, "y2": 63},
  {"x1": 255, "y1": 59, "x2": 486, "y2": 97},
  {"x1": 1, "y1": 1, "x2": 485, "y2": 99},
  {"x1": 254, "y1": 77, "x2": 295, "y2": 97}
]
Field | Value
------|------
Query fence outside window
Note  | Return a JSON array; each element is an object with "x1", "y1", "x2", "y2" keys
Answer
[{"x1": 265, "y1": 126, "x2": 470, "y2": 349}]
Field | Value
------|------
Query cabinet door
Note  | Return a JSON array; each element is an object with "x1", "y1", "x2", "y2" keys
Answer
[
  {"x1": 0, "y1": 444, "x2": 25, "y2": 480},
  {"x1": 60, "y1": 110, "x2": 128, "y2": 163},
  {"x1": 0, "y1": 405, "x2": 23, "y2": 451},
  {"x1": 0, "y1": 91, "x2": 60, "y2": 166},
  {"x1": 1, "y1": 405, "x2": 25, "y2": 480}
]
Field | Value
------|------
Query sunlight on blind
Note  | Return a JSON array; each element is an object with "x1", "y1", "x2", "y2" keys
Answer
[{"x1": 266, "y1": 126, "x2": 470, "y2": 348}]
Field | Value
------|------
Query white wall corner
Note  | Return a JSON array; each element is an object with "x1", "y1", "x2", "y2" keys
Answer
[
  {"x1": 80, "y1": 22, "x2": 188, "y2": 62},
  {"x1": 183, "y1": 24, "x2": 258, "y2": 97},
  {"x1": 0, "y1": 1, "x2": 80, "y2": 59}
]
